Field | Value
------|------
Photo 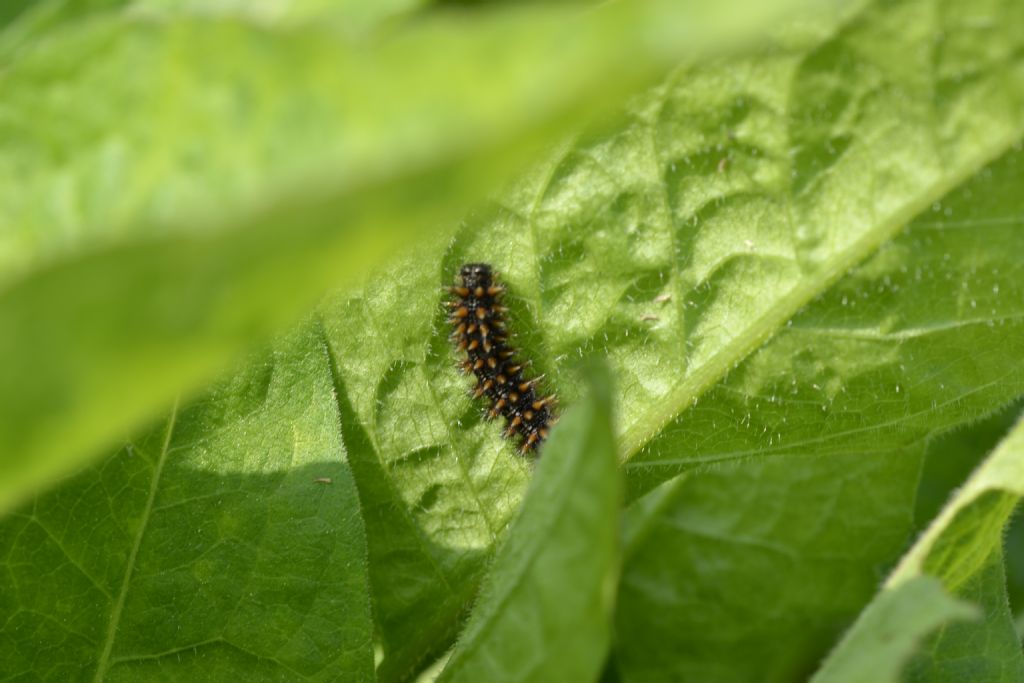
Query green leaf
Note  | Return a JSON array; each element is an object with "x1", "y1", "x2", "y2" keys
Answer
[
  {"x1": 437, "y1": 362, "x2": 620, "y2": 683},
  {"x1": 619, "y1": 0, "x2": 1024, "y2": 497},
  {"x1": 913, "y1": 401, "x2": 1024, "y2": 651},
  {"x1": 607, "y1": 136, "x2": 1024, "y2": 678},
  {"x1": 897, "y1": 416, "x2": 1024, "y2": 682},
  {"x1": 904, "y1": 550, "x2": 1022, "y2": 682},
  {"x1": 0, "y1": 0, "x2": 428, "y2": 50},
  {"x1": 608, "y1": 134, "x2": 1024, "y2": 683},
  {"x1": 915, "y1": 402, "x2": 1024, "y2": 531},
  {"x1": 318, "y1": 0, "x2": 1024, "y2": 675},
  {"x1": 0, "y1": 0, "x2": 796, "y2": 510},
  {"x1": 613, "y1": 448, "x2": 926, "y2": 682},
  {"x1": 0, "y1": 0, "x2": 32, "y2": 30},
  {"x1": 896, "y1": 419, "x2": 1024, "y2": 588},
  {"x1": 128, "y1": 0, "x2": 425, "y2": 28},
  {"x1": 5, "y1": 0, "x2": 1024, "y2": 679},
  {"x1": 809, "y1": 577, "x2": 978, "y2": 683},
  {"x1": 0, "y1": 323, "x2": 374, "y2": 681},
  {"x1": 319, "y1": 244, "x2": 536, "y2": 679},
  {"x1": 813, "y1": 414, "x2": 1024, "y2": 682}
]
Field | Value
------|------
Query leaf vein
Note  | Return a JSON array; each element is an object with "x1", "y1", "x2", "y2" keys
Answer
[{"x1": 92, "y1": 398, "x2": 179, "y2": 683}]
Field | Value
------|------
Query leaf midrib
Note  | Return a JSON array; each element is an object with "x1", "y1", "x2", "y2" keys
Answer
[
  {"x1": 620, "y1": 126, "x2": 1024, "y2": 462},
  {"x1": 92, "y1": 398, "x2": 179, "y2": 682}
]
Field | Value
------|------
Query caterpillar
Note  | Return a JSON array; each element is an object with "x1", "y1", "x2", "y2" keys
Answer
[{"x1": 447, "y1": 263, "x2": 556, "y2": 454}]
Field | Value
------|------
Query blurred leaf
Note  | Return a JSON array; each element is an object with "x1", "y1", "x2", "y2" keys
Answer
[
  {"x1": 0, "y1": 0, "x2": 811, "y2": 511},
  {"x1": 128, "y1": 0, "x2": 426, "y2": 29},
  {"x1": 1009, "y1": 511, "x2": 1024, "y2": 640},
  {"x1": 0, "y1": 0, "x2": 423, "y2": 55},
  {"x1": 813, "y1": 414, "x2": 1024, "y2": 682},
  {"x1": 0, "y1": 323, "x2": 374, "y2": 680},
  {"x1": 809, "y1": 577, "x2": 977, "y2": 683},
  {"x1": 437, "y1": 362, "x2": 620, "y2": 683},
  {"x1": 0, "y1": 0, "x2": 33, "y2": 29}
]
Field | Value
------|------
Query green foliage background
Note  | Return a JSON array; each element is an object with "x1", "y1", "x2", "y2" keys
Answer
[{"x1": 2, "y1": 0, "x2": 1023, "y2": 681}]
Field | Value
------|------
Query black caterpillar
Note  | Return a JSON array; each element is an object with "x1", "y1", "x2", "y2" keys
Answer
[{"x1": 447, "y1": 263, "x2": 556, "y2": 454}]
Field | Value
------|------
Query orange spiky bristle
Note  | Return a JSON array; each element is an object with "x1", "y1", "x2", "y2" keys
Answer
[{"x1": 448, "y1": 263, "x2": 556, "y2": 455}]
